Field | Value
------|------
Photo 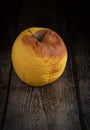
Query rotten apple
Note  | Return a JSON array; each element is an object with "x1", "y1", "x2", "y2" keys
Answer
[{"x1": 11, "y1": 27, "x2": 68, "y2": 87}]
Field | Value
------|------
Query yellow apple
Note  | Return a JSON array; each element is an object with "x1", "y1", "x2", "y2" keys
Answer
[{"x1": 11, "y1": 27, "x2": 68, "y2": 87}]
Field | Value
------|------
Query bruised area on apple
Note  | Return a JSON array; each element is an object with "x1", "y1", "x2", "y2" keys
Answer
[{"x1": 21, "y1": 29, "x2": 67, "y2": 59}]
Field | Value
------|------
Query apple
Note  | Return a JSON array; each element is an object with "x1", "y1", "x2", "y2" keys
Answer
[{"x1": 11, "y1": 27, "x2": 68, "y2": 87}]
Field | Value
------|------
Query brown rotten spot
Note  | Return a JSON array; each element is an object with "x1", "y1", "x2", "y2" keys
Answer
[{"x1": 22, "y1": 29, "x2": 67, "y2": 58}]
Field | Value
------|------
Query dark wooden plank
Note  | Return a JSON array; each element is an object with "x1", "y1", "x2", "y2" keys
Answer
[
  {"x1": 3, "y1": 0, "x2": 81, "y2": 130},
  {"x1": 0, "y1": 21, "x2": 14, "y2": 129},
  {"x1": 65, "y1": 3, "x2": 90, "y2": 129},
  {"x1": 65, "y1": 1, "x2": 90, "y2": 130},
  {"x1": 0, "y1": 49, "x2": 11, "y2": 128},
  {"x1": 0, "y1": 0, "x2": 23, "y2": 129},
  {"x1": 70, "y1": 32, "x2": 90, "y2": 130}
]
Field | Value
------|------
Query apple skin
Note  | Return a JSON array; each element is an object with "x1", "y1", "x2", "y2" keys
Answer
[{"x1": 11, "y1": 27, "x2": 68, "y2": 87}]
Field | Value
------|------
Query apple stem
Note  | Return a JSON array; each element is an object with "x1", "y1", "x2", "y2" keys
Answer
[
  {"x1": 28, "y1": 29, "x2": 42, "y2": 42},
  {"x1": 28, "y1": 30, "x2": 35, "y2": 38}
]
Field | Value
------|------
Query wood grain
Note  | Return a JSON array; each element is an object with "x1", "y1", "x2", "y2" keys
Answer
[
  {"x1": 2, "y1": 0, "x2": 81, "y2": 130},
  {"x1": 0, "y1": 22, "x2": 14, "y2": 129},
  {"x1": 0, "y1": 49, "x2": 11, "y2": 129},
  {"x1": 70, "y1": 32, "x2": 90, "y2": 130},
  {"x1": 64, "y1": 3, "x2": 90, "y2": 129}
]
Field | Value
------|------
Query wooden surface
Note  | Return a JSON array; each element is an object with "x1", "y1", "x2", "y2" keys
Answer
[{"x1": 0, "y1": 0, "x2": 90, "y2": 130}]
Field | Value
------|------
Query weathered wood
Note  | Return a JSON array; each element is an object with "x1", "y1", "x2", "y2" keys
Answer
[
  {"x1": 63, "y1": 2, "x2": 90, "y2": 128},
  {"x1": 0, "y1": 49, "x2": 11, "y2": 129},
  {"x1": 2, "y1": 0, "x2": 81, "y2": 130},
  {"x1": 0, "y1": 21, "x2": 14, "y2": 129},
  {"x1": 70, "y1": 32, "x2": 90, "y2": 130}
]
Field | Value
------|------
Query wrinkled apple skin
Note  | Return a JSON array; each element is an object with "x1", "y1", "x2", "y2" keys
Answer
[{"x1": 11, "y1": 27, "x2": 68, "y2": 87}]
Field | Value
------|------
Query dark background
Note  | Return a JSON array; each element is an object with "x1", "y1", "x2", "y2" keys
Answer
[{"x1": 0, "y1": 0, "x2": 90, "y2": 48}]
